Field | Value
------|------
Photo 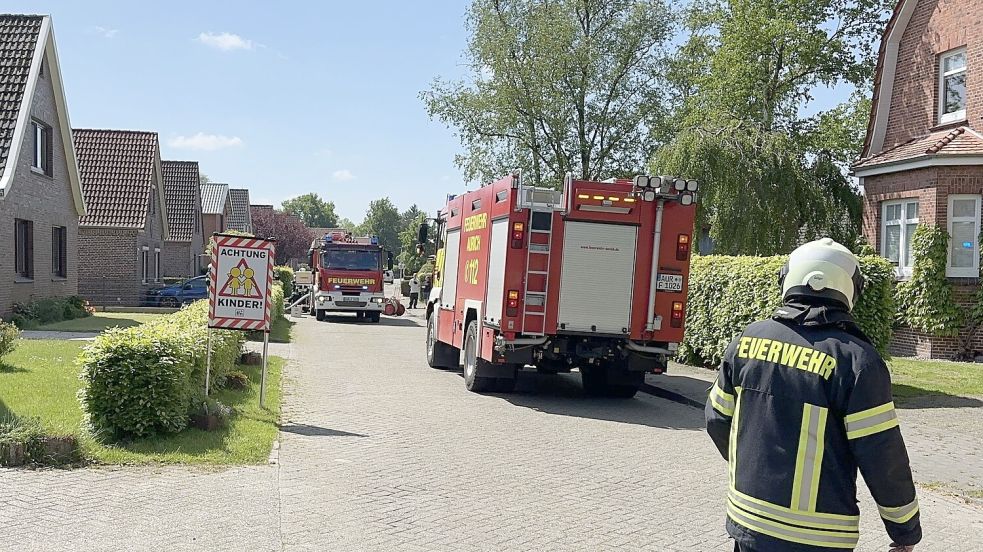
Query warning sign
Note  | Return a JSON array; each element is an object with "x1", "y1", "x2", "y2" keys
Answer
[{"x1": 208, "y1": 234, "x2": 275, "y2": 331}]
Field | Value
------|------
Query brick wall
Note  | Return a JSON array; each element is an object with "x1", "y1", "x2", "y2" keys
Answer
[
  {"x1": 161, "y1": 241, "x2": 204, "y2": 278},
  {"x1": 203, "y1": 213, "x2": 223, "y2": 238},
  {"x1": 78, "y1": 227, "x2": 141, "y2": 305},
  {"x1": 882, "y1": 0, "x2": 983, "y2": 149},
  {"x1": 0, "y1": 50, "x2": 80, "y2": 316},
  {"x1": 889, "y1": 284, "x2": 983, "y2": 359}
]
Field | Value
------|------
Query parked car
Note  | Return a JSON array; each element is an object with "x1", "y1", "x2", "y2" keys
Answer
[
  {"x1": 150, "y1": 276, "x2": 208, "y2": 307},
  {"x1": 383, "y1": 269, "x2": 394, "y2": 283}
]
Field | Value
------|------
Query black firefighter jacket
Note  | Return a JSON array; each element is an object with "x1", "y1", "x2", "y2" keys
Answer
[{"x1": 705, "y1": 301, "x2": 922, "y2": 551}]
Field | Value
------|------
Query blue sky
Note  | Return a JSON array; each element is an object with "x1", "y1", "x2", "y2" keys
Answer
[
  {"x1": 14, "y1": 1, "x2": 851, "y2": 222},
  {"x1": 14, "y1": 1, "x2": 471, "y2": 221}
]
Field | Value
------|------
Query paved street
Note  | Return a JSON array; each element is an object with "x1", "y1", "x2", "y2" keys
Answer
[{"x1": 1, "y1": 313, "x2": 981, "y2": 551}]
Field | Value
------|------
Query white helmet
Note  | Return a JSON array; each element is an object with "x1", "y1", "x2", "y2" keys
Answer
[{"x1": 779, "y1": 238, "x2": 864, "y2": 310}]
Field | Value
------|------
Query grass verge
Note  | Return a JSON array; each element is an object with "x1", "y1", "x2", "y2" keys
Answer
[
  {"x1": 36, "y1": 312, "x2": 167, "y2": 332},
  {"x1": 888, "y1": 358, "x2": 983, "y2": 400},
  {"x1": 248, "y1": 317, "x2": 293, "y2": 344},
  {"x1": 0, "y1": 338, "x2": 282, "y2": 465}
]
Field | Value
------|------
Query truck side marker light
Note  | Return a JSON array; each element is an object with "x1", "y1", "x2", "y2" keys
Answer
[
  {"x1": 592, "y1": 195, "x2": 605, "y2": 200},
  {"x1": 577, "y1": 194, "x2": 590, "y2": 199}
]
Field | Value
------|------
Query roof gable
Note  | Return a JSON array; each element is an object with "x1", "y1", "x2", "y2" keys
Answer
[
  {"x1": 227, "y1": 188, "x2": 252, "y2": 233},
  {"x1": 0, "y1": 14, "x2": 85, "y2": 214},
  {"x1": 74, "y1": 129, "x2": 162, "y2": 229},
  {"x1": 200, "y1": 182, "x2": 230, "y2": 215},
  {"x1": 161, "y1": 160, "x2": 201, "y2": 242}
]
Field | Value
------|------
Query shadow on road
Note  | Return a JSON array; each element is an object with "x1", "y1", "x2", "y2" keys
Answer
[
  {"x1": 893, "y1": 386, "x2": 983, "y2": 410},
  {"x1": 279, "y1": 423, "x2": 368, "y2": 438},
  {"x1": 450, "y1": 369, "x2": 705, "y2": 430},
  {"x1": 318, "y1": 315, "x2": 423, "y2": 328}
]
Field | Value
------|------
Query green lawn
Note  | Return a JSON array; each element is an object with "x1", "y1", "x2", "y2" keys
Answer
[
  {"x1": 889, "y1": 358, "x2": 983, "y2": 399},
  {"x1": 0, "y1": 338, "x2": 283, "y2": 465},
  {"x1": 36, "y1": 312, "x2": 166, "y2": 332}
]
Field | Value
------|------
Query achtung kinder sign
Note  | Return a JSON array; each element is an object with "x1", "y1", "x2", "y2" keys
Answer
[{"x1": 208, "y1": 234, "x2": 275, "y2": 331}]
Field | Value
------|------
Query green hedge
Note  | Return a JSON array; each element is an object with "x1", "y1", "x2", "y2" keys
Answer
[
  {"x1": 8, "y1": 296, "x2": 90, "y2": 329},
  {"x1": 270, "y1": 282, "x2": 285, "y2": 322},
  {"x1": 679, "y1": 254, "x2": 896, "y2": 367},
  {"x1": 273, "y1": 266, "x2": 294, "y2": 298},
  {"x1": 895, "y1": 225, "x2": 962, "y2": 336},
  {"x1": 78, "y1": 301, "x2": 243, "y2": 438}
]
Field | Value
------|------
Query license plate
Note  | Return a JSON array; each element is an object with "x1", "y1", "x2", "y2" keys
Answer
[{"x1": 656, "y1": 273, "x2": 683, "y2": 292}]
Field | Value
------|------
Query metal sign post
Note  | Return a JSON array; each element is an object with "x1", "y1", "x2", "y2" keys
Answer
[{"x1": 206, "y1": 233, "x2": 276, "y2": 407}]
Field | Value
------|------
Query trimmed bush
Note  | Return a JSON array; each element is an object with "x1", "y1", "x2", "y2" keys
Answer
[
  {"x1": 0, "y1": 321, "x2": 19, "y2": 359},
  {"x1": 8, "y1": 296, "x2": 91, "y2": 329},
  {"x1": 679, "y1": 254, "x2": 896, "y2": 367},
  {"x1": 270, "y1": 282, "x2": 285, "y2": 322},
  {"x1": 273, "y1": 266, "x2": 294, "y2": 298},
  {"x1": 78, "y1": 301, "x2": 243, "y2": 438},
  {"x1": 895, "y1": 225, "x2": 962, "y2": 336}
]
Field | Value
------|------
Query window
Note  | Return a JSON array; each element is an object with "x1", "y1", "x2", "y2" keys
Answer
[
  {"x1": 947, "y1": 195, "x2": 981, "y2": 277},
  {"x1": 32, "y1": 121, "x2": 51, "y2": 175},
  {"x1": 51, "y1": 226, "x2": 67, "y2": 278},
  {"x1": 939, "y1": 48, "x2": 967, "y2": 124},
  {"x1": 14, "y1": 219, "x2": 33, "y2": 279},
  {"x1": 141, "y1": 248, "x2": 149, "y2": 284},
  {"x1": 154, "y1": 249, "x2": 161, "y2": 282},
  {"x1": 881, "y1": 200, "x2": 919, "y2": 276}
]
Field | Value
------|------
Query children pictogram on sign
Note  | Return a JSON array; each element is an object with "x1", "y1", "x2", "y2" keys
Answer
[{"x1": 219, "y1": 259, "x2": 261, "y2": 298}]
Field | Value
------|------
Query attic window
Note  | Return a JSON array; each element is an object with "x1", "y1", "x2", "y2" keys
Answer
[
  {"x1": 939, "y1": 48, "x2": 967, "y2": 124},
  {"x1": 32, "y1": 121, "x2": 52, "y2": 176}
]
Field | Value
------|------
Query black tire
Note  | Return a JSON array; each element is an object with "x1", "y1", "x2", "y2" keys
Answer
[
  {"x1": 369, "y1": 312, "x2": 381, "y2": 323},
  {"x1": 581, "y1": 367, "x2": 641, "y2": 399},
  {"x1": 581, "y1": 367, "x2": 608, "y2": 397},
  {"x1": 463, "y1": 320, "x2": 494, "y2": 393},
  {"x1": 495, "y1": 375, "x2": 517, "y2": 393},
  {"x1": 160, "y1": 296, "x2": 180, "y2": 308},
  {"x1": 426, "y1": 314, "x2": 459, "y2": 369},
  {"x1": 315, "y1": 309, "x2": 326, "y2": 322}
]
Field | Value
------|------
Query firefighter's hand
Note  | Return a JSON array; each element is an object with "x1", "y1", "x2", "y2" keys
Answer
[{"x1": 889, "y1": 544, "x2": 915, "y2": 552}]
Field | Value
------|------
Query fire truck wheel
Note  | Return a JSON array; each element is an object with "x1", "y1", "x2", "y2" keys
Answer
[
  {"x1": 580, "y1": 367, "x2": 608, "y2": 397},
  {"x1": 463, "y1": 320, "x2": 494, "y2": 393},
  {"x1": 427, "y1": 314, "x2": 459, "y2": 369},
  {"x1": 369, "y1": 312, "x2": 381, "y2": 323},
  {"x1": 315, "y1": 309, "x2": 326, "y2": 322}
]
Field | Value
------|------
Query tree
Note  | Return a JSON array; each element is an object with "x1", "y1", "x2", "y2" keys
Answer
[
  {"x1": 250, "y1": 207, "x2": 315, "y2": 265},
  {"x1": 281, "y1": 193, "x2": 339, "y2": 228},
  {"x1": 397, "y1": 212, "x2": 428, "y2": 275},
  {"x1": 355, "y1": 198, "x2": 402, "y2": 254},
  {"x1": 422, "y1": 0, "x2": 674, "y2": 187},
  {"x1": 651, "y1": 0, "x2": 891, "y2": 254},
  {"x1": 199, "y1": 173, "x2": 211, "y2": 185}
]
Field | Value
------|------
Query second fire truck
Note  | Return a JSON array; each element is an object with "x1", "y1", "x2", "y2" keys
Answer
[
  {"x1": 421, "y1": 173, "x2": 698, "y2": 397},
  {"x1": 308, "y1": 231, "x2": 393, "y2": 323}
]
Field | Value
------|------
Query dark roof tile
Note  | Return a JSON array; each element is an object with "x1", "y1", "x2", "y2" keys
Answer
[
  {"x1": 161, "y1": 160, "x2": 200, "y2": 241},
  {"x1": 0, "y1": 15, "x2": 42, "y2": 176},
  {"x1": 227, "y1": 188, "x2": 252, "y2": 233},
  {"x1": 73, "y1": 129, "x2": 159, "y2": 228}
]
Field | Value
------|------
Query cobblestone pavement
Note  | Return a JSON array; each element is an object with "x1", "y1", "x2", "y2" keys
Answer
[{"x1": 0, "y1": 312, "x2": 981, "y2": 551}]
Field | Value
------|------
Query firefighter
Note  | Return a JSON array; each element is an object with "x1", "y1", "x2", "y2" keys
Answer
[{"x1": 705, "y1": 238, "x2": 921, "y2": 552}]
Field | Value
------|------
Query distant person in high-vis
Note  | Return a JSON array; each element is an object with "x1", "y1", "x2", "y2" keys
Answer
[{"x1": 705, "y1": 238, "x2": 921, "y2": 552}]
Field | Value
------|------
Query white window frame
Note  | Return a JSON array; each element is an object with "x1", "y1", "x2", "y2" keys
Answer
[
  {"x1": 31, "y1": 122, "x2": 47, "y2": 173},
  {"x1": 154, "y1": 248, "x2": 161, "y2": 282},
  {"x1": 140, "y1": 246, "x2": 150, "y2": 284},
  {"x1": 881, "y1": 199, "x2": 919, "y2": 278},
  {"x1": 946, "y1": 194, "x2": 981, "y2": 278},
  {"x1": 939, "y1": 47, "x2": 967, "y2": 124}
]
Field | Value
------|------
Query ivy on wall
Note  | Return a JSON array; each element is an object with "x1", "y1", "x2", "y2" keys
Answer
[{"x1": 895, "y1": 225, "x2": 962, "y2": 337}]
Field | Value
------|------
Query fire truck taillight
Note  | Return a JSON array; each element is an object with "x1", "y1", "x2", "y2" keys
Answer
[
  {"x1": 676, "y1": 234, "x2": 691, "y2": 261},
  {"x1": 511, "y1": 222, "x2": 525, "y2": 248},
  {"x1": 506, "y1": 290, "x2": 520, "y2": 316},
  {"x1": 671, "y1": 301, "x2": 684, "y2": 328}
]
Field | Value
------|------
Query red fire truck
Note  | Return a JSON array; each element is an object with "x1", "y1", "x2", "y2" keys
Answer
[
  {"x1": 421, "y1": 173, "x2": 698, "y2": 397},
  {"x1": 308, "y1": 231, "x2": 393, "y2": 323}
]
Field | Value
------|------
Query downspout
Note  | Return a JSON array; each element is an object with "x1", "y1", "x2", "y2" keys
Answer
[{"x1": 645, "y1": 199, "x2": 665, "y2": 332}]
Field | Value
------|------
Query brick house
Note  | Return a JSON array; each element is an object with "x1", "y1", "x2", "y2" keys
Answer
[
  {"x1": 853, "y1": 0, "x2": 983, "y2": 358},
  {"x1": 0, "y1": 15, "x2": 86, "y2": 315},
  {"x1": 160, "y1": 160, "x2": 204, "y2": 278},
  {"x1": 200, "y1": 182, "x2": 231, "y2": 240},
  {"x1": 227, "y1": 188, "x2": 253, "y2": 233},
  {"x1": 74, "y1": 129, "x2": 169, "y2": 306}
]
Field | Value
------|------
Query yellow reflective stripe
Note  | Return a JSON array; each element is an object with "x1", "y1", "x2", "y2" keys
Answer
[
  {"x1": 729, "y1": 487, "x2": 859, "y2": 523},
  {"x1": 728, "y1": 493, "x2": 859, "y2": 532},
  {"x1": 710, "y1": 382, "x2": 735, "y2": 416},
  {"x1": 727, "y1": 502, "x2": 859, "y2": 549},
  {"x1": 808, "y1": 407, "x2": 828, "y2": 512},
  {"x1": 844, "y1": 401, "x2": 894, "y2": 423},
  {"x1": 790, "y1": 404, "x2": 812, "y2": 511},
  {"x1": 846, "y1": 402, "x2": 898, "y2": 439},
  {"x1": 728, "y1": 387, "x2": 743, "y2": 487},
  {"x1": 878, "y1": 498, "x2": 919, "y2": 524}
]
